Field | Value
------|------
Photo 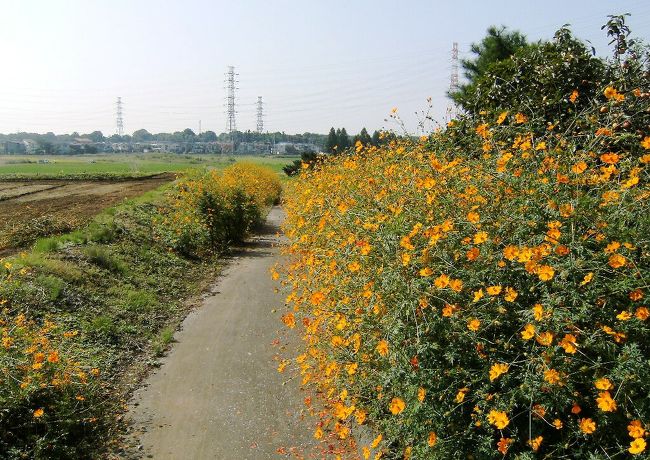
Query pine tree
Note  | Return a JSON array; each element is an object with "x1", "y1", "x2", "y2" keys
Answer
[{"x1": 325, "y1": 127, "x2": 338, "y2": 153}]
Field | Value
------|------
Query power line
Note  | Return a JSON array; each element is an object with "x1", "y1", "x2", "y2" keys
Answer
[{"x1": 447, "y1": 42, "x2": 459, "y2": 121}]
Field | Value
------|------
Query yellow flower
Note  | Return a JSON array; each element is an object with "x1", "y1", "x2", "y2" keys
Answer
[
  {"x1": 314, "y1": 427, "x2": 324, "y2": 439},
  {"x1": 596, "y1": 391, "x2": 617, "y2": 412},
  {"x1": 419, "y1": 267, "x2": 433, "y2": 277},
  {"x1": 486, "y1": 285, "x2": 502, "y2": 296},
  {"x1": 496, "y1": 111, "x2": 508, "y2": 125},
  {"x1": 603, "y1": 86, "x2": 625, "y2": 101},
  {"x1": 427, "y1": 432, "x2": 437, "y2": 447},
  {"x1": 473, "y1": 289, "x2": 484, "y2": 302},
  {"x1": 371, "y1": 433, "x2": 383, "y2": 448},
  {"x1": 579, "y1": 418, "x2": 596, "y2": 434},
  {"x1": 569, "y1": 89, "x2": 579, "y2": 103},
  {"x1": 641, "y1": 136, "x2": 650, "y2": 149},
  {"x1": 533, "y1": 304, "x2": 544, "y2": 321},
  {"x1": 617, "y1": 311, "x2": 632, "y2": 321},
  {"x1": 487, "y1": 410, "x2": 509, "y2": 429},
  {"x1": 521, "y1": 323, "x2": 536, "y2": 340},
  {"x1": 467, "y1": 211, "x2": 480, "y2": 223},
  {"x1": 449, "y1": 278, "x2": 463, "y2": 292},
  {"x1": 417, "y1": 387, "x2": 426, "y2": 402},
  {"x1": 489, "y1": 363, "x2": 509, "y2": 381},
  {"x1": 389, "y1": 397, "x2": 405, "y2": 415},
  {"x1": 376, "y1": 340, "x2": 389, "y2": 357},
  {"x1": 467, "y1": 318, "x2": 481, "y2": 332},
  {"x1": 629, "y1": 438, "x2": 646, "y2": 455},
  {"x1": 571, "y1": 161, "x2": 588, "y2": 174},
  {"x1": 553, "y1": 419, "x2": 563, "y2": 429},
  {"x1": 348, "y1": 261, "x2": 361, "y2": 272},
  {"x1": 503, "y1": 245, "x2": 518, "y2": 260},
  {"x1": 33, "y1": 408, "x2": 44, "y2": 418},
  {"x1": 537, "y1": 265, "x2": 555, "y2": 281}
]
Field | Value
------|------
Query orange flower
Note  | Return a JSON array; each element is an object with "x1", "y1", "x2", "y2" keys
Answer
[
  {"x1": 537, "y1": 265, "x2": 555, "y2": 281},
  {"x1": 528, "y1": 436, "x2": 543, "y2": 451},
  {"x1": 596, "y1": 391, "x2": 617, "y2": 412},
  {"x1": 628, "y1": 420, "x2": 646, "y2": 439},
  {"x1": 489, "y1": 363, "x2": 509, "y2": 381},
  {"x1": 504, "y1": 287, "x2": 518, "y2": 302},
  {"x1": 434, "y1": 274, "x2": 450, "y2": 288},
  {"x1": 497, "y1": 437, "x2": 513, "y2": 454},
  {"x1": 629, "y1": 289, "x2": 644, "y2": 301},
  {"x1": 417, "y1": 387, "x2": 426, "y2": 403},
  {"x1": 467, "y1": 318, "x2": 481, "y2": 332},
  {"x1": 536, "y1": 331, "x2": 554, "y2": 346},
  {"x1": 600, "y1": 152, "x2": 620, "y2": 164},
  {"x1": 33, "y1": 408, "x2": 44, "y2": 418},
  {"x1": 376, "y1": 340, "x2": 389, "y2": 357},
  {"x1": 428, "y1": 432, "x2": 438, "y2": 447},
  {"x1": 474, "y1": 231, "x2": 488, "y2": 244},
  {"x1": 486, "y1": 285, "x2": 502, "y2": 296},
  {"x1": 487, "y1": 410, "x2": 509, "y2": 429},
  {"x1": 419, "y1": 267, "x2": 433, "y2": 277},
  {"x1": 559, "y1": 334, "x2": 578, "y2": 354},
  {"x1": 635, "y1": 306, "x2": 649, "y2": 321},
  {"x1": 521, "y1": 323, "x2": 536, "y2": 340},
  {"x1": 282, "y1": 313, "x2": 296, "y2": 329},
  {"x1": 608, "y1": 253, "x2": 626, "y2": 269},
  {"x1": 594, "y1": 378, "x2": 613, "y2": 390},
  {"x1": 496, "y1": 111, "x2": 508, "y2": 125},
  {"x1": 515, "y1": 113, "x2": 528, "y2": 124},
  {"x1": 641, "y1": 136, "x2": 650, "y2": 149},
  {"x1": 389, "y1": 397, "x2": 405, "y2": 415},
  {"x1": 466, "y1": 247, "x2": 480, "y2": 261},
  {"x1": 579, "y1": 418, "x2": 596, "y2": 434},
  {"x1": 544, "y1": 369, "x2": 562, "y2": 385}
]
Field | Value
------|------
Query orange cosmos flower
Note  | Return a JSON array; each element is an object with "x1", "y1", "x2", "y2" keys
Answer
[
  {"x1": 474, "y1": 231, "x2": 488, "y2": 244},
  {"x1": 559, "y1": 334, "x2": 578, "y2": 354},
  {"x1": 544, "y1": 369, "x2": 562, "y2": 385},
  {"x1": 489, "y1": 363, "x2": 509, "y2": 381},
  {"x1": 628, "y1": 420, "x2": 646, "y2": 439},
  {"x1": 466, "y1": 247, "x2": 480, "y2": 261},
  {"x1": 487, "y1": 410, "x2": 509, "y2": 429},
  {"x1": 635, "y1": 307, "x2": 649, "y2": 321},
  {"x1": 497, "y1": 437, "x2": 513, "y2": 454},
  {"x1": 537, "y1": 265, "x2": 555, "y2": 281},
  {"x1": 376, "y1": 340, "x2": 389, "y2": 357},
  {"x1": 600, "y1": 152, "x2": 619, "y2": 164},
  {"x1": 33, "y1": 408, "x2": 44, "y2": 418},
  {"x1": 428, "y1": 432, "x2": 437, "y2": 447},
  {"x1": 529, "y1": 436, "x2": 543, "y2": 451},
  {"x1": 608, "y1": 253, "x2": 626, "y2": 269},
  {"x1": 536, "y1": 331, "x2": 554, "y2": 346},
  {"x1": 467, "y1": 318, "x2": 481, "y2": 332},
  {"x1": 389, "y1": 397, "x2": 405, "y2": 415},
  {"x1": 486, "y1": 285, "x2": 502, "y2": 296},
  {"x1": 521, "y1": 323, "x2": 536, "y2": 340},
  {"x1": 596, "y1": 391, "x2": 617, "y2": 412},
  {"x1": 579, "y1": 418, "x2": 596, "y2": 434},
  {"x1": 569, "y1": 89, "x2": 579, "y2": 103}
]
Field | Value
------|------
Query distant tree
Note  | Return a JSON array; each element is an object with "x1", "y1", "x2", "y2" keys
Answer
[
  {"x1": 132, "y1": 129, "x2": 154, "y2": 142},
  {"x1": 450, "y1": 26, "x2": 528, "y2": 111},
  {"x1": 371, "y1": 130, "x2": 381, "y2": 146},
  {"x1": 182, "y1": 128, "x2": 196, "y2": 139},
  {"x1": 84, "y1": 131, "x2": 105, "y2": 142},
  {"x1": 285, "y1": 145, "x2": 299, "y2": 155},
  {"x1": 358, "y1": 127, "x2": 372, "y2": 145},
  {"x1": 283, "y1": 151, "x2": 321, "y2": 176},
  {"x1": 200, "y1": 130, "x2": 217, "y2": 142},
  {"x1": 325, "y1": 127, "x2": 338, "y2": 153},
  {"x1": 70, "y1": 131, "x2": 80, "y2": 138},
  {"x1": 338, "y1": 128, "x2": 350, "y2": 151},
  {"x1": 108, "y1": 134, "x2": 122, "y2": 142}
]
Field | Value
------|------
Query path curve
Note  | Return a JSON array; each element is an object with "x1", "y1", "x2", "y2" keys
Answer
[{"x1": 126, "y1": 207, "x2": 315, "y2": 459}]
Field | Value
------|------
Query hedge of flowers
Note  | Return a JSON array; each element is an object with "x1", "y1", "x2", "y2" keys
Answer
[
  {"x1": 281, "y1": 84, "x2": 649, "y2": 457},
  {"x1": 156, "y1": 162, "x2": 282, "y2": 257}
]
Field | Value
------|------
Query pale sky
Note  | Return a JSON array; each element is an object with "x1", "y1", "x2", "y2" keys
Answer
[{"x1": 0, "y1": 0, "x2": 648, "y2": 136}]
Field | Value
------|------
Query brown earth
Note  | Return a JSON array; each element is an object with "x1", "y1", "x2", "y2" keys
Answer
[{"x1": 0, "y1": 174, "x2": 175, "y2": 254}]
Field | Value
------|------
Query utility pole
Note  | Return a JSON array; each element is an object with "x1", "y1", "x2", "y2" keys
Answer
[
  {"x1": 224, "y1": 66, "x2": 238, "y2": 154},
  {"x1": 116, "y1": 97, "x2": 124, "y2": 137},
  {"x1": 198, "y1": 120, "x2": 202, "y2": 135},
  {"x1": 448, "y1": 42, "x2": 459, "y2": 121},
  {"x1": 256, "y1": 96, "x2": 264, "y2": 134}
]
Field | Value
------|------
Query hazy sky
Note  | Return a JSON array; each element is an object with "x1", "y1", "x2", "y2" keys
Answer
[{"x1": 0, "y1": 0, "x2": 648, "y2": 136}]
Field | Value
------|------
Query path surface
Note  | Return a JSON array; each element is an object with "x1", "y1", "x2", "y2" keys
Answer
[{"x1": 126, "y1": 207, "x2": 317, "y2": 459}]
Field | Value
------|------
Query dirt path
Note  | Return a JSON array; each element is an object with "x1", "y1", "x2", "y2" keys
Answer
[{"x1": 125, "y1": 207, "x2": 317, "y2": 459}]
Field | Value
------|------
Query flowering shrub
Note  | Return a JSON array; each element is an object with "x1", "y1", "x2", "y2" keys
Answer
[
  {"x1": 0, "y1": 263, "x2": 103, "y2": 457},
  {"x1": 281, "y1": 80, "x2": 649, "y2": 456},
  {"x1": 156, "y1": 162, "x2": 282, "y2": 257}
]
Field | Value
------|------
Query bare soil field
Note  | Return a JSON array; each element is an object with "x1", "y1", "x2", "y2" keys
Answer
[{"x1": 0, "y1": 174, "x2": 174, "y2": 253}]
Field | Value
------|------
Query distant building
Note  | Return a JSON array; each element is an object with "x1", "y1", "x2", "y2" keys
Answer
[{"x1": 22, "y1": 139, "x2": 39, "y2": 154}]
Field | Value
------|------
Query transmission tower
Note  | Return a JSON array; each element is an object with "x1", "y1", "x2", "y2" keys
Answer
[
  {"x1": 447, "y1": 42, "x2": 460, "y2": 120},
  {"x1": 256, "y1": 96, "x2": 264, "y2": 133},
  {"x1": 116, "y1": 97, "x2": 124, "y2": 136},
  {"x1": 224, "y1": 66, "x2": 238, "y2": 152}
]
